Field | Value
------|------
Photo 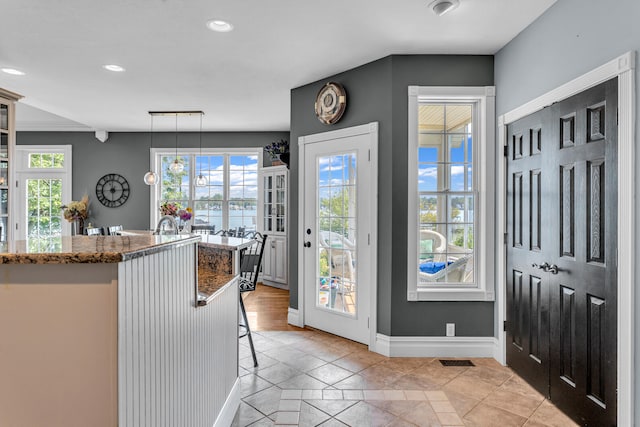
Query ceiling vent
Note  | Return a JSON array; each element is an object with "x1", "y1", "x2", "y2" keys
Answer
[{"x1": 429, "y1": 0, "x2": 460, "y2": 16}]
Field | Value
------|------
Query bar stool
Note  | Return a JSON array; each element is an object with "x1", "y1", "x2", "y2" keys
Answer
[{"x1": 238, "y1": 231, "x2": 267, "y2": 367}]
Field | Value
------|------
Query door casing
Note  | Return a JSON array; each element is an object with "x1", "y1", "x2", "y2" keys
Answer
[
  {"x1": 297, "y1": 122, "x2": 378, "y2": 350},
  {"x1": 497, "y1": 51, "x2": 635, "y2": 425}
]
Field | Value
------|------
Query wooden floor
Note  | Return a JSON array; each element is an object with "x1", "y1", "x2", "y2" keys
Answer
[{"x1": 242, "y1": 283, "x2": 301, "y2": 331}]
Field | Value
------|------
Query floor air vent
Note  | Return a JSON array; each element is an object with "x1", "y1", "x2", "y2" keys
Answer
[{"x1": 439, "y1": 359, "x2": 475, "y2": 367}]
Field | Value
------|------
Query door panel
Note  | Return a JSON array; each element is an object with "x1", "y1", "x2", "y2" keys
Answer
[
  {"x1": 506, "y1": 78, "x2": 617, "y2": 426},
  {"x1": 506, "y1": 106, "x2": 550, "y2": 395},
  {"x1": 303, "y1": 131, "x2": 372, "y2": 345},
  {"x1": 547, "y1": 78, "x2": 617, "y2": 426}
]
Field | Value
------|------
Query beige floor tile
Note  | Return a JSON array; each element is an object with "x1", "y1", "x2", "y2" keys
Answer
[
  {"x1": 456, "y1": 365, "x2": 513, "y2": 388},
  {"x1": 363, "y1": 389, "x2": 386, "y2": 400},
  {"x1": 499, "y1": 375, "x2": 546, "y2": 401},
  {"x1": 298, "y1": 401, "x2": 332, "y2": 426},
  {"x1": 343, "y1": 389, "x2": 364, "y2": 400},
  {"x1": 359, "y1": 364, "x2": 405, "y2": 385},
  {"x1": 304, "y1": 399, "x2": 359, "y2": 416},
  {"x1": 384, "y1": 390, "x2": 407, "y2": 400},
  {"x1": 425, "y1": 390, "x2": 449, "y2": 401},
  {"x1": 376, "y1": 357, "x2": 433, "y2": 373},
  {"x1": 442, "y1": 389, "x2": 481, "y2": 418},
  {"x1": 430, "y1": 400, "x2": 456, "y2": 413},
  {"x1": 274, "y1": 411, "x2": 299, "y2": 425},
  {"x1": 243, "y1": 386, "x2": 283, "y2": 417},
  {"x1": 280, "y1": 389, "x2": 301, "y2": 400},
  {"x1": 232, "y1": 402, "x2": 266, "y2": 427},
  {"x1": 278, "y1": 399, "x2": 301, "y2": 412},
  {"x1": 444, "y1": 375, "x2": 499, "y2": 401},
  {"x1": 323, "y1": 389, "x2": 344, "y2": 400},
  {"x1": 307, "y1": 363, "x2": 354, "y2": 385},
  {"x1": 301, "y1": 389, "x2": 322, "y2": 400},
  {"x1": 335, "y1": 401, "x2": 398, "y2": 427},
  {"x1": 403, "y1": 390, "x2": 427, "y2": 400},
  {"x1": 391, "y1": 374, "x2": 443, "y2": 391},
  {"x1": 367, "y1": 400, "x2": 424, "y2": 418},
  {"x1": 527, "y1": 400, "x2": 579, "y2": 427},
  {"x1": 463, "y1": 403, "x2": 528, "y2": 427},
  {"x1": 436, "y1": 411, "x2": 465, "y2": 426},
  {"x1": 482, "y1": 388, "x2": 544, "y2": 418},
  {"x1": 397, "y1": 401, "x2": 443, "y2": 426},
  {"x1": 333, "y1": 373, "x2": 389, "y2": 390}
]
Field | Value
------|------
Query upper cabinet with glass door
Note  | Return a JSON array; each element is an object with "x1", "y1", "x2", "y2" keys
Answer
[
  {"x1": 261, "y1": 166, "x2": 287, "y2": 235},
  {"x1": 0, "y1": 88, "x2": 23, "y2": 242}
]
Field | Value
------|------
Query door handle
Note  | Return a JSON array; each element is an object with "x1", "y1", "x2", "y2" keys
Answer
[
  {"x1": 304, "y1": 241, "x2": 311, "y2": 248},
  {"x1": 532, "y1": 262, "x2": 560, "y2": 274},
  {"x1": 532, "y1": 262, "x2": 550, "y2": 271}
]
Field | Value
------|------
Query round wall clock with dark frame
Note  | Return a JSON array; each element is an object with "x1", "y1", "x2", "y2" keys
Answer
[
  {"x1": 314, "y1": 82, "x2": 347, "y2": 125},
  {"x1": 96, "y1": 173, "x2": 130, "y2": 208}
]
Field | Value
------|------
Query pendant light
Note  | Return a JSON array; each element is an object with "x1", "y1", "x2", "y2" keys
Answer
[
  {"x1": 143, "y1": 113, "x2": 158, "y2": 185},
  {"x1": 169, "y1": 113, "x2": 184, "y2": 173},
  {"x1": 195, "y1": 112, "x2": 207, "y2": 187}
]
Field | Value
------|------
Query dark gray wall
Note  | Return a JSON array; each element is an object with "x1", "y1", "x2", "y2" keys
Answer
[
  {"x1": 494, "y1": 0, "x2": 640, "y2": 420},
  {"x1": 290, "y1": 55, "x2": 495, "y2": 336},
  {"x1": 17, "y1": 131, "x2": 289, "y2": 230}
]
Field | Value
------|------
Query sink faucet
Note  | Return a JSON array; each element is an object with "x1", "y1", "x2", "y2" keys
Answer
[{"x1": 155, "y1": 215, "x2": 179, "y2": 235}]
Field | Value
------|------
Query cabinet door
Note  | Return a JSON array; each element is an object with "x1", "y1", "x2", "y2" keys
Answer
[
  {"x1": 261, "y1": 238, "x2": 273, "y2": 280},
  {"x1": 262, "y1": 174, "x2": 274, "y2": 233},
  {"x1": 272, "y1": 236, "x2": 287, "y2": 283},
  {"x1": 274, "y1": 172, "x2": 286, "y2": 233}
]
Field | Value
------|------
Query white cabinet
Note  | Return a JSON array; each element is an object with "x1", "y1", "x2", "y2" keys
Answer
[
  {"x1": 258, "y1": 165, "x2": 288, "y2": 287},
  {"x1": 0, "y1": 88, "x2": 22, "y2": 242}
]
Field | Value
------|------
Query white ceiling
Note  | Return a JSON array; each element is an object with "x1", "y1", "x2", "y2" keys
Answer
[{"x1": 0, "y1": 0, "x2": 556, "y2": 132}]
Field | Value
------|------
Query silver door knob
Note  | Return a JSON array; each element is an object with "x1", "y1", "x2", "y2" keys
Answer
[{"x1": 532, "y1": 262, "x2": 550, "y2": 270}]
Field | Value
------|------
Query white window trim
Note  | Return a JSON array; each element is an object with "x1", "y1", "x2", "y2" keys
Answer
[
  {"x1": 148, "y1": 147, "x2": 262, "y2": 229},
  {"x1": 14, "y1": 145, "x2": 73, "y2": 238},
  {"x1": 407, "y1": 86, "x2": 495, "y2": 301}
]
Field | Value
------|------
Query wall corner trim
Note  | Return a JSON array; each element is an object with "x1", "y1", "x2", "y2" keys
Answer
[
  {"x1": 287, "y1": 307, "x2": 303, "y2": 328},
  {"x1": 213, "y1": 378, "x2": 240, "y2": 427},
  {"x1": 374, "y1": 334, "x2": 498, "y2": 359}
]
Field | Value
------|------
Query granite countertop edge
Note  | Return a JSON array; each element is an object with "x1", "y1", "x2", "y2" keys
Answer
[{"x1": 0, "y1": 235, "x2": 201, "y2": 265}]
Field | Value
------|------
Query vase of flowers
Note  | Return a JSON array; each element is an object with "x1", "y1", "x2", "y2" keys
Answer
[
  {"x1": 177, "y1": 207, "x2": 193, "y2": 232},
  {"x1": 264, "y1": 139, "x2": 289, "y2": 168},
  {"x1": 159, "y1": 201, "x2": 181, "y2": 217},
  {"x1": 61, "y1": 195, "x2": 89, "y2": 236}
]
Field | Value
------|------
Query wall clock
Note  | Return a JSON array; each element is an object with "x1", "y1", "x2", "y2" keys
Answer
[
  {"x1": 314, "y1": 82, "x2": 347, "y2": 124},
  {"x1": 96, "y1": 173, "x2": 130, "y2": 208}
]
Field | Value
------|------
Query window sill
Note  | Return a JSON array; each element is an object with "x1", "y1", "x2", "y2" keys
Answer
[{"x1": 408, "y1": 288, "x2": 495, "y2": 302}]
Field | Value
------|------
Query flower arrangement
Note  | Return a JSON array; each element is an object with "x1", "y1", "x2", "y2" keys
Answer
[
  {"x1": 61, "y1": 195, "x2": 89, "y2": 222},
  {"x1": 159, "y1": 201, "x2": 181, "y2": 217},
  {"x1": 264, "y1": 139, "x2": 289, "y2": 158},
  {"x1": 177, "y1": 207, "x2": 193, "y2": 222}
]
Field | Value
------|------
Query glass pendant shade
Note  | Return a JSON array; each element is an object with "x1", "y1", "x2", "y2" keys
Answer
[
  {"x1": 143, "y1": 170, "x2": 158, "y2": 185},
  {"x1": 169, "y1": 159, "x2": 184, "y2": 173},
  {"x1": 195, "y1": 173, "x2": 207, "y2": 187}
]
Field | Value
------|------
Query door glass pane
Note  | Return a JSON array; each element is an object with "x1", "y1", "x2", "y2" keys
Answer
[
  {"x1": 26, "y1": 178, "x2": 63, "y2": 243},
  {"x1": 316, "y1": 153, "x2": 357, "y2": 316},
  {"x1": 0, "y1": 104, "x2": 7, "y2": 130}
]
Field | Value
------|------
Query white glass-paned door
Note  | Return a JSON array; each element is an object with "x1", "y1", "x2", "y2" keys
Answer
[{"x1": 303, "y1": 130, "x2": 373, "y2": 345}]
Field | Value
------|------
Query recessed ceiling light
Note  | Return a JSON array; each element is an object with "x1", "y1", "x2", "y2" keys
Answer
[
  {"x1": 103, "y1": 64, "x2": 126, "y2": 72},
  {"x1": 429, "y1": 0, "x2": 460, "y2": 16},
  {"x1": 206, "y1": 19, "x2": 234, "y2": 32},
  {"x1": 1, "y1": 68, "x2": 25, "y2": 76}
]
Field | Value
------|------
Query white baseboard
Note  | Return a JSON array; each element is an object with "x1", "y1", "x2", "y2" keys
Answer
[
  {"x1": 287, "y1": 307, "x2": 303, "y2": 328},
  {"x1": 213, "y1": 377, "x2": 240, "y2": 427},
  {"x1": 375, "y1": 333, "x2": 499, "y2": 358}
]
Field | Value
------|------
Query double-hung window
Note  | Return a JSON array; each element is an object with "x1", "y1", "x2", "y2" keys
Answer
[
  {"x1": 407, "y1": 86, "x2": 495, "y2": 301},
  {"x1": 150, "y1": 148, "x2": 260, "y2": 232}
]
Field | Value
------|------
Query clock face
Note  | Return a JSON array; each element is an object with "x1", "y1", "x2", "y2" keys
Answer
[
  {"x1": 96, "y1": 173, "x2": 130, "y2": 208},
  {"x1": 314, "y1": 82, "x2": 347, "y2": 125}
]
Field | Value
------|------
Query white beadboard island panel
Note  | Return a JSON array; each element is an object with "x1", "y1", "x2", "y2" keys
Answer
[{"x1": 118, "y1": 242, "x2": 239, "y2": 427}]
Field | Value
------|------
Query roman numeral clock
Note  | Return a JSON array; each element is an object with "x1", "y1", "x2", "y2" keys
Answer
[{"x1": 95, "y1": 173, "x2": 130, "y2": 208}]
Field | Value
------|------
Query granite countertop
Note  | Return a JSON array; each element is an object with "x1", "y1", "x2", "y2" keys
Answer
[
  {"x1": 198, "y1": 235, "x2": 256, "y2": 251},
  {"x1": 0, "y1": 234, "x2": 200, "y2": 264},
  {"x1": 197, "y1": 270, "x2": 236, "y2": 306}
]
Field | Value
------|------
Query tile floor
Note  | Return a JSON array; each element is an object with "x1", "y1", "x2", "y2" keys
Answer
[{"x1": 232, "y1": 329, "x2": 578, "y2": 426}]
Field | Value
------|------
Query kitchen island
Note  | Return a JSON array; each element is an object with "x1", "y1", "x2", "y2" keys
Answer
[{"x1": 0, "y1": 234, "x2": 247, "y2": 427}]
